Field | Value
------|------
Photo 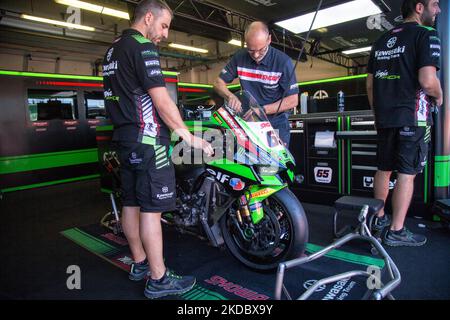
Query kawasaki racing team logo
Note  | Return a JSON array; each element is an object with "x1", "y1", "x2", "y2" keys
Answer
[
  {"x1": 303, "y1": 280, "x2": 326, "y2": 292},
  {"x1": 107, "y1": 48, "x2": 114, "y2": 62},
  {"x1": 386, "y1": 37, "x2": 397, "y2": 48}
]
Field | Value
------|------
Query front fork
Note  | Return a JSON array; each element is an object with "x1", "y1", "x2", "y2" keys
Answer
[{"x1": 237, "y1": 184, "x2": 287, "y2": 225}]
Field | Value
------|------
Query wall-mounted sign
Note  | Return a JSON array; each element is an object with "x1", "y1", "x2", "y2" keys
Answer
[
  {"x1": 314, "y1": 167, "x2": 332, "y2": 184},
  {"x1": 313, "y1": 90, "x2": 329, "y2": 99}
]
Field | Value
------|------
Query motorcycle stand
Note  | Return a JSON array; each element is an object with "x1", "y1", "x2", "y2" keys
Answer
[
  {"x1": 332, "y1": 196, "x2": 385, "y2": 255},
  {"x1": 274, "y1": 196, "x2": 401, "y2": 300},
  {"x1": 100, "y1": 193, "x2": 122, "y2": 235}
]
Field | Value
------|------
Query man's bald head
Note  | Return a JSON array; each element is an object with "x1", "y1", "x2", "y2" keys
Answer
[
  {"x1": 245, "y1": 21, "x2": 271, "y2": 63},
  {"x1": 245, "y1": 21, "x2": 270, "y2": 41}
]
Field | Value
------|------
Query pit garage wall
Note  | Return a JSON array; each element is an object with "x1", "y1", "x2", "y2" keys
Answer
[
  {"x1": 177, "y1": 57, "x2": 348, "y2": 85},
  {"x1": 434, "y1": 0, "x2": 450, "y2": 200},
  {"x1": 0, "y1": 52, "x2": 348, "y2": 88},
  {"x1": 288, "y1": 110, "x2": 431, "y2": 219},
  {"x1": 0, "y1": 74, "x2": 104, "y2": 193},
  {"x1": 0, "y1": 53, "x2": 93, "y2": 75},
  {"x1": 0, "y1": 70, "x2": 178, "y2": 193}
]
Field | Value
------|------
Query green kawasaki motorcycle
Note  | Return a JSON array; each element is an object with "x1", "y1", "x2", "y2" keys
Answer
[{"x1": 170, "y1": 91, "x2": 308, "y2": 271}]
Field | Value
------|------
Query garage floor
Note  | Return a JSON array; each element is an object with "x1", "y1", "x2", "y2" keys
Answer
[{"x1": 1, "y1": 179, "x2": 449, "y2": 300}]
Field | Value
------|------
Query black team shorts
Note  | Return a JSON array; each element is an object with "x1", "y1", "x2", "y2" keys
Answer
[
  {"x1": 116, "y1": 141, "x2": 176, "y2": 213},
  {"x1": 376, "y1": 126, "x2": 430, "y2": 175}
]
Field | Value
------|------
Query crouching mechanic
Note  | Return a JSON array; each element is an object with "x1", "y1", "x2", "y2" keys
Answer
[{"x1": 102, "y1": 0, "x2": 213, "y2": 299}]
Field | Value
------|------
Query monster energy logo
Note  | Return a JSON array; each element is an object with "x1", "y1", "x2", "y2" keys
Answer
[
  {"x1": 380, "y1": 75, "x2": 400, "y2": 80},
  {"x1": 375, "y1": 70, "x2": 401, "y2": 80}
]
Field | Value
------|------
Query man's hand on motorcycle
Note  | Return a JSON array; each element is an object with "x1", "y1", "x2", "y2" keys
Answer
[
  {"x1": 227, "y1": 95, "x2": 242, "y2": 112},
  {"x1": 243, "y1": 109, "x2": 253, "y2": 121},
  {"x1": 189, "y1": 135, "x2": 214, "y2": 157}
]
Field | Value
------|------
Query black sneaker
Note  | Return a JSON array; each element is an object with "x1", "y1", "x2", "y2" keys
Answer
[
  {"x1": 144, "y1": 269, "x2": 196, "y2": 299},
  {"x1": 129, "y1": 260, "x2": 150, "y2": 281},
  {"x1": 372, "y1": 214, "x2": 391, "y2": 232},
  {"x1": 383, "y1": 227, "x2": 427, "y2": 247}
]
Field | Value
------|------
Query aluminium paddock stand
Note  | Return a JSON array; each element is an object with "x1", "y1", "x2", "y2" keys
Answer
[
  {"x1": 100, "y1": 193, "x2": 122, "y2": 235},
  {"x1": 274, "y1": 204, "x2": 401, "y2": 300},
  {"x1": 99, "y1": 151, "x2": 123, "y2": 235},
  {"x1": 333, "y1": 196, "x2": 385, "y2": 255}
]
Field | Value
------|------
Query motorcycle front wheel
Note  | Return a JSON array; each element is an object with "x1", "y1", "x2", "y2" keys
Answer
[{"x1": 220, "y1": 188, "x2": 308, "y2": 271}]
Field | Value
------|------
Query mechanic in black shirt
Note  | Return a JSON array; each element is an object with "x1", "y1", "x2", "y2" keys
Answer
[
  {"x1": 103, "y1": 0, "x2": 213, "y2": 299},
  {"x1": 367, "y1": 0, "x2": 442, "y2": 247}
]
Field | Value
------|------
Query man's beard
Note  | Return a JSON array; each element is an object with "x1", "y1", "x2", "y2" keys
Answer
[
  {"x1": 144, "y1": 24, "x2": 155, "y2": 42},
  {"x1": 421, "y1": 11, "x2": 435, "y2": 27}
]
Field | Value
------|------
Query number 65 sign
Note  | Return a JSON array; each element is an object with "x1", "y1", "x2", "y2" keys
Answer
[{"x1": 314, "y1": 167, "x2": 333, "y2": 184}]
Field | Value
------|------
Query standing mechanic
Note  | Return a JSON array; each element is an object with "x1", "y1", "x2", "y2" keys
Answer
[
  {"x1": 367, "y1": 0, "x2": 442, "y2": 246},
  {"x1": 102, "y1": 0, "x2": 213, "y2": 298},
  {"x1": 213, "y1": 21, "x2": 299, "y2": 147}
]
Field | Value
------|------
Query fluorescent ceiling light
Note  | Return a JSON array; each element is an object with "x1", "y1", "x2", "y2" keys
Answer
[
  {"x1": 275, "y1": 0, "x2": 382, "y2": 34},
  {"x1": 342, "y1": 46, "x2": 372, "y2": 55},
  {"x1": 168, "y1": 43, "x2": 208, "y2": 54},
  {"x1": 228, "y1": 39, "x2": 246, "y2": 47},
  {"x1": 101, "y1": 7, "x2": 130, "y2": 20},
  {"x1": 55, "y1": 0, "x2": 130, "y2": 20},
  {"x1": 21, "y1": 14, "x2": 95, "y2": 31},
  {"x1": 55, "y1": 0, "x2": 102, "y2": 12}
]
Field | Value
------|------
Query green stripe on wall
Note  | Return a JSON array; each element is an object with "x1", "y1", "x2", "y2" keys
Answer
[
  {"x1": 178, "y1": 82, "x2": 241, "y2": 90},
  {"x1": 178, "y1": 82, "x2": 213, "y2": 88},
  {"x1": 1, "y1": 174, "x2": 100, "y2": 193},
  {"x1": 198, "y1": 75, "x2": 368, "y2": 91},
  {"x1": 0, "y1": 148, "x2": 98, "y2": 175},
  {"x1": 0, "y1": 70, "x2": 367, "y2": 89},
  {"x1": 0, "y1": 69, "x2": 177, "y2": 79},
  {"x1": 347, "y1": 116, "x2": 351, "y2": 194},
  {"x1": 306, "y1": 243, "x2": 385, "y2": 268},
  {"x1": 434, "y1": 158, "x2": 450, "y2": 187},
  {"x1": 337, "y1": 117, "x2": 342, "y2": 194},
  {"x1": 96, "y1": 125, "x2": 113, "y2": 131},
  {"x1": 186, "y1": 95, "x2": 211, "y2": 102},
  {"x1": 435, "y1": 155, "x2": 450, "y2": 161},
  {"x1": 298, "y1": 74, "x2": 368, "y2": 86}
]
